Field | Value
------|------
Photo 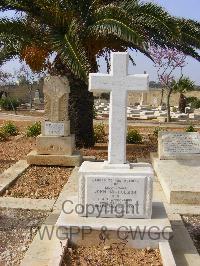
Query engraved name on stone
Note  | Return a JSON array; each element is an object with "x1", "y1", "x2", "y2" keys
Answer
[
  {"x1": 86, "y1": 175, "x2": 146, "y2": 217},
  {"x1": 162, "y1": 133, "x2": 200, "y2": 154},
  {"x1": 45, "y1": 122, "x2": 65, "y2": 136}
]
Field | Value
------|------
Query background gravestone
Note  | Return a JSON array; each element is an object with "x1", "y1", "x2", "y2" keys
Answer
[
  {"x1": 158, "y1": 132, "x2": 200, "y2": 160},
  {"x1": 151, "y1": 131, "x2": 200, "y2": 204},
  {"x1": 27, "y1": 76, "x2": 82, "y2": 166}
]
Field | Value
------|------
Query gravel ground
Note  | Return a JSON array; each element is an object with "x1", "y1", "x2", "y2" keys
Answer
[
  {"x1": 81, "y1": 141, "x2": 157, "y2": 162},
  {"x1": 0, "y1": 134, "x2": 36, "y2": 176},
  {"x1": 0, "y1": 208, "x2": 49, "y2": 266},
  {"x1": 62, "y1": 245, "x2": 162, "y2": 266},
  {"x1": 3, "y1": 166, "x2": 72, "y2": 199},
  {"x1": 0, "y1": 135, "x2": 36, "y2": 161},
  {"x1": 182, "y1": 215, "x2": 200, "y2": 254}
]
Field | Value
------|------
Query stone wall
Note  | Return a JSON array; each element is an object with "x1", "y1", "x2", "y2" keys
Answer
[
  {"x1": 127, "y1": 89, "x2": 200, "y2": 106},
  {"x1": 0, "y1": 81, "x2": 43, "y2": 103},
  {"x1": 1, "y1": 83, "x2": 200, "y2": 107}
]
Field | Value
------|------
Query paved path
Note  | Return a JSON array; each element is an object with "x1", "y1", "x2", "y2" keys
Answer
[
  {"x1": 95, "y1": 119, "x2": 200, "y2": 128},
  {"x1": 0, "y1": 113, "x2": 43, "y2": 121},
  {"x1": 0, "y1": 113, "x2": 199, "y2": 129}
]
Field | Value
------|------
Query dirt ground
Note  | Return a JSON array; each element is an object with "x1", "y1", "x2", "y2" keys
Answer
[
  {"x1": 0, "y1": 208, "x2": 49, "y2": 266},
  {"x1": 0, "y1": 121, "x2": 37, "y2": 174},
  {"x1": 182, "y1": 215, "x2": 200, "y2": 254},
  {"x1": 0, "y1": 110, "x2": 44, "y2": 117},
  {"x1": 62, "y1": 245, "x2": 162, "y2": 266},
  {"x1": 0, "y1": 120, "x2": 191, "y2": 171},
  {"x1": 81, "y1": 140, "x2": 157, "y2": 162},
  {"x1": 3, "y1": 166, "x2": 72, "y2": 199}
]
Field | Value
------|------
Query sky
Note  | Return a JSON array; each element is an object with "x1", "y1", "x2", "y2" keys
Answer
[{"x1": 1, "y1": 0, "x2": 200, "y2": 84}]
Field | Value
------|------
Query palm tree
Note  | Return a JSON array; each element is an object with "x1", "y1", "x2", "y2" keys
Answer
[
  {"x1": 174, "y1": 77, "x2": 196, "y2": 113},
  {"x1": 1, "y1": 0, "x2": 200, "y2": 147}
]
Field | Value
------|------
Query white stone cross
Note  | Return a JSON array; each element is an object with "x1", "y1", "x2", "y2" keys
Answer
[{"x1": 89, "y1": 52, "x2": 149, "y2": 165}]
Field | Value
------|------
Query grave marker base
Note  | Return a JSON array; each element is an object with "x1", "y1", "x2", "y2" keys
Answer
[
  {"x1": 27, "y1": 150, "x2": 82, "y2": 167},
  {"x1": 78, "y1": 161, "x2": 154, "y2": 219},
  {"x1": 56, "y1": 197, "x2": 172, "y2": 248}
]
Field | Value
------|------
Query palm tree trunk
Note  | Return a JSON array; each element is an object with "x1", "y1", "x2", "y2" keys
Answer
[
  {"x1": 68, "y1": 76, "x2": 95, "y2": 148},
  {"x1": 53, "y1": 56, "x2": 95, "y2": 148}
]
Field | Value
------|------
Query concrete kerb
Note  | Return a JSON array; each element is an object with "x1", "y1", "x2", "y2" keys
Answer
[
  {"x1": 169, "y1": 214, "x2": 200, "y2": 266},
  {"x1": 20, "y1": 226, "x2": 176, "y2": 266},
  {"x1": 20, "y1": 224, "x2": 68, "y2": 266},
  {"x1": 0, "y1": 160, "x2": 29, "y2": 195},
  {"x1": 0, "y1": 197, "x2": 55, "y2": 211}
]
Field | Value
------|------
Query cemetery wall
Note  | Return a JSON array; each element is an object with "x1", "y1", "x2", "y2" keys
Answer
[
  {"x1": 1, "y1": 83, "x2": 200, "y2": 106},
  {"x1": 128, "y1": 89, "x2": 200, "y2": 106},
  {"x1": 0, "y1": 82, "x2": 43, "y2": 103}
]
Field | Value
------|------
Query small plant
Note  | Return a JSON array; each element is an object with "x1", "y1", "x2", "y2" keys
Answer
[
  {"x1": 26, "y1": 122, "x2": 41, "y2": 137},
  {"x1": 153, "y1": 127, "x2": 162, "y2": 137},
  {"x1": 127, "y1": 129, "x2": 142, "y2": 144},
  {"x1": 2, "y1": 121, "x2": 18, "y2": 136},
  {"x1": 186, "y1": 125, "x2": 197, "y2": 132},
  {"x1": 94, "y1": 123, "x2": 106, "y2": 143},
  {"x1": 0, "y1": 97, "x2": 20, "y2": 111},
  {"x1": 172, "y1": 106, "x2": 177, "y2": 112},
  {"x1": 0, "y1": 127, "x2": 9, "y2": 141},
  {"x1": 187, "y1": 97, "x2": 200, "y2": 109},
  {"x1": 93, "y1": 106, "x2": 97, "y2": 119}
]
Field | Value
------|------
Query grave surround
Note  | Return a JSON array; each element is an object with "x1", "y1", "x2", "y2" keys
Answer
[{"x1": 56, "y1": 52, "x2": 173, "y2": 256}]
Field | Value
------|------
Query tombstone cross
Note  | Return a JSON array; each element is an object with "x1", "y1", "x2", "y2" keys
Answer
[
  {"x1": 89, "y1": 52, "x2": 149, "y2": 165},
  {"x1": 43, "y1": 76, "x2": 70, "y2": 122}
]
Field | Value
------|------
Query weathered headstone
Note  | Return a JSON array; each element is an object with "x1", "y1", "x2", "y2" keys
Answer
[
  {"x1": 79, "y1": 52, "x2": 154, "y2": 218},
  {"x1": 33, "y1": 89, "x2": 43, "y2": 110},
  {"x1": 140, "y1": 92, "x2": 148, "y2": 106},
  {"x1": 41, "y1": 76, "x2": 70, "y2": 137},
  {"x1": 27, "y1": 76, "x2": 81, "y2": 166},
  {"x1": 158, "y1": 132, "x2": 200, "y2": 160}
]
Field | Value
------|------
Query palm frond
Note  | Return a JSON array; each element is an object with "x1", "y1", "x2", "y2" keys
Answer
[
  {"x1": 51, "y1": 20, "x2": 90, "y2": 81},
  {"x1": 0, "y1": 18, "x2": 41, "y2": 43},
  {"x1": 0, "y1": 35, "x2": 21, "y2": 65}
]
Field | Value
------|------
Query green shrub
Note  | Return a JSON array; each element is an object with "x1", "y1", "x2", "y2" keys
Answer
[
  {"x1": 2, "y1": 121, "x2": 18, "y2": 136},
  {"x1": 187, "y1": 97, "x2": 200, "y2": 109},
  {"x1": 93, "y1": 106, "x2": 97, "y2": 119},
  {"x1": 0, "y1": 97, "x2": 20, "y2": 111},
  {"x1": 186, "y1": 125, "x2": 197, "y2": 132},
  {"x1": 193, "y1": 100, "x2": 200, "y2": 109},
  {"x1": 94, "y1": 123, "x2": 106, "y2": 143},
  {"x1": 127, "y1": 129, "x2": 142, "y2": 144},
  {"x1": 0, "y1": 127, "x2": 9, "y2": 141},
  {"x1": 26, "y1": 122, "x2": 41, "y2": 137}
]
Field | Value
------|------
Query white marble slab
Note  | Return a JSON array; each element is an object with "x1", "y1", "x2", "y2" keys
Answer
[
  {"x1": 78, "y1": 161, "x2": 153, "y2": 219},
  {"x1": 44, "y1": 122, "x2": 65, "y2": 136},
  {"x1": 158, "y1": 132, "x2": 200, "y2": 160}
]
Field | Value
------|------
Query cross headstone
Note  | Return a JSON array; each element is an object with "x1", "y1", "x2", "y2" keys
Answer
[
  {"x1": 43, "y1": 76, "x2": 69, "y2": 122},
  {"x1": 89, "y1": 52, "x2": 149, "y2": 165}
]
